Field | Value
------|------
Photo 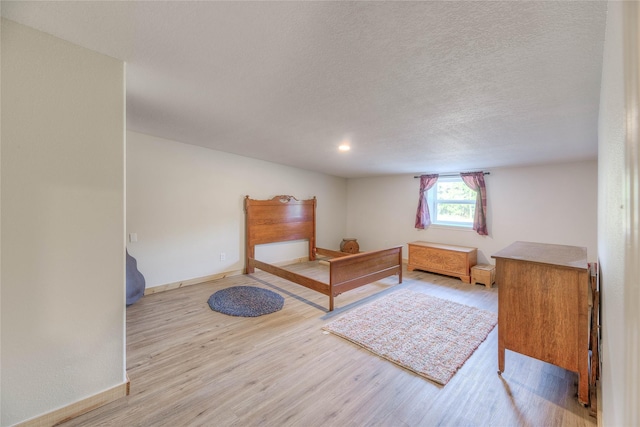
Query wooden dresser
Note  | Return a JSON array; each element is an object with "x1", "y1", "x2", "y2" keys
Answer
[
  {"x1": 407, "y1": 241, "x2": 477, "y2": 283},
  {"x1": 492, "y1": 241, "x2": 590, "y2": 404}
]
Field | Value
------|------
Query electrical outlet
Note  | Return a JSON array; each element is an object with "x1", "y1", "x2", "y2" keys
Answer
[{"x1": 220, "y1": 252, "x2": 226, "y2": 261}]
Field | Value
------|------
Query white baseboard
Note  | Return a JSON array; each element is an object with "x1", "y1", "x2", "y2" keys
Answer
[
  {"x1": 144, "y1": 269, "x2": 244, "y2": 295},
  {"x1": 17, "y1": 377, "x2": 130, "y2": 427}
]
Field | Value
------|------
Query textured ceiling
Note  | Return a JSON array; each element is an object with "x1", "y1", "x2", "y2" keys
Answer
[{"x1": 1, "y1": 1, "x2": 607, "y2": 178}]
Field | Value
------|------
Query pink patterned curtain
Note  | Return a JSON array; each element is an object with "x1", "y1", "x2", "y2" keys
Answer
[
  {"x1": 460, "y1": 172, "x2": 488, "y2": 235},
  {"x1": 415, "y1": 174, "x2": 439, "y2": 229}
]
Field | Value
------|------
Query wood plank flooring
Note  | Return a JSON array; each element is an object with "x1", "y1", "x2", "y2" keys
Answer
[{"x1": 60, "y1": 262, "x2": 596, "y2": 426}]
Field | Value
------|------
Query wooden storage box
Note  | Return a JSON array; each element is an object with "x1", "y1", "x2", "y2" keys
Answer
[
  {"x1": 471, "y1": 264, "x2": 495, "y2": 288},
  {"x1": 407, "y1": 241, "x2": 477, "y2": 283}
]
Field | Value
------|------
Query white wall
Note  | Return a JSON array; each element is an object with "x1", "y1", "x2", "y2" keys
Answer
[
  {"x1": 1, "y1": 20, "x2": 125, "y2": 426},
  {"x1": 346, "y1": 160, "x2": 597, "y2": 265},
  {"x1": 127, "y1": 131, "x2": 348, "y2": 289},
  {"x1": 598, "y1": 2, "x2": 640, "y2": 425}
]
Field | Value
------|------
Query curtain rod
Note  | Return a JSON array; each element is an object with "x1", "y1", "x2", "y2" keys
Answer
[{"x1": 413, "y1": 171, "x2": 490, "y2": 178}]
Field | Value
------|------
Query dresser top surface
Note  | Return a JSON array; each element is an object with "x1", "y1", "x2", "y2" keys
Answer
[{"x1": 491, "y1": 241, "x2": 587, "y2": 270}]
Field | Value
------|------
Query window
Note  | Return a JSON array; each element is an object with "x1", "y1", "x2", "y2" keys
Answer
[{"x1": 427, "y1": 176, "x2": 476, "y2": 228}]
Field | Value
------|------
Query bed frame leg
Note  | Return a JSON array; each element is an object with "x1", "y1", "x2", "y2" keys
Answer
[{"x1": 329, "y1": 295, "x2": 334, "y2": 312}]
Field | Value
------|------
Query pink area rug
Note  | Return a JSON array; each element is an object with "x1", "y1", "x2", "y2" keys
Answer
[{"x1": 323, "y1": 289, "x2": 497, "y2": 385}]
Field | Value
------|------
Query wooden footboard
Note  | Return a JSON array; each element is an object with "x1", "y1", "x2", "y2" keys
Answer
[
  {"x1": 247, "y1": 246, "x2": 402, "y2": 311},
  {"x1": 326, "y1": 246, "x2": 403, "y2": 310}
]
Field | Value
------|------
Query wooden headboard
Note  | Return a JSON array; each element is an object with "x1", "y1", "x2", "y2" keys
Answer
[{"x1": 244, "y1": 195, "x2": 317, "y2": 273}]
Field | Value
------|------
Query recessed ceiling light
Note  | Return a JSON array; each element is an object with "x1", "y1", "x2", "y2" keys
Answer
[{"x1": 338, "y1": 144, "x2": 351, "y2": 152}]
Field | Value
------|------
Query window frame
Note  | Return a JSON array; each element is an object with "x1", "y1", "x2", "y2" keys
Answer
[{"x1": 427, "y1": 176, "x2": 476, "y2": 229}]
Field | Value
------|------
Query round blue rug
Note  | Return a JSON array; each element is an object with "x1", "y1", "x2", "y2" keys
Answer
[{"x1": 208, "y1": 286, "x2": 284, "y2": 317}]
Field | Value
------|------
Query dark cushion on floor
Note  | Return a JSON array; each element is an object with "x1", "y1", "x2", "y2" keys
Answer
[{"x1": 126, "y1": 250, "x2": 146, "y2": 306}]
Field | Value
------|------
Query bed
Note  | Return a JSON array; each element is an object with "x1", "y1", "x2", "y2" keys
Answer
[{"x1": 244, "y1": 195, "x2": 402, "y2": 311}]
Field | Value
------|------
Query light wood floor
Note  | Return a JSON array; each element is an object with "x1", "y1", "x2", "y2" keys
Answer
[{"x1": 61, "y1": 262, "x2": 596, "y2": 426}]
